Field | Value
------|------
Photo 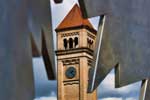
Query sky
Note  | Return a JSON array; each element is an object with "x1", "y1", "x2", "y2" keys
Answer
[{"x1": 33, "y1": 0, "x2": 142, "y2": 100}]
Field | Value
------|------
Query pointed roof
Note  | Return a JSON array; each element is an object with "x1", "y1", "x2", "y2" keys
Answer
[{"x1": 55, "y1": 4, "x2": 96, "y2": 33}]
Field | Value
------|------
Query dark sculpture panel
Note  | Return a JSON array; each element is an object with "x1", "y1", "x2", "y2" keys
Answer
[
  {"x1": 29, "y1": 0, "x2": 56, "y2": 80},
  {"x1": 78, "y1": 0, "x2": 150, "y2": 93},
  {"x1": 0, "y1": 0, "x2": 56, "y2": 99},
  {"x1": 0, "y1": 1, "x2": 34, "y2": 100}
]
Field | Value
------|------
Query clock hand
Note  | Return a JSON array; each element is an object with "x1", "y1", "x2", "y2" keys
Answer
[{"x1": 71, "y1": 71, "x2": 74, "y2": 75}]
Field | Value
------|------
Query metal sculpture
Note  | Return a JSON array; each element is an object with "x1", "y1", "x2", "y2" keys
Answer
[
  {"x1": 29, "y1": 0, "x2": 55, "y2": 80},
  {"x1": 78, "y1": 0, "x2": 150, "y2": 93},
  {"x1": 0, "y1": 0, "x2": 57, "y2": 100},
  {"x1": 0, "y1": 1, "x2": 34, "y2": 100},
  {"x1": 144, "y1": 80, "x2": 150, "y2": 100}
]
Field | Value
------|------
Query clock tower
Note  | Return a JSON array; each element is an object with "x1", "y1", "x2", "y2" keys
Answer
[{"x1": 55, "y1": 4, "x2": 97, "y2": 100}]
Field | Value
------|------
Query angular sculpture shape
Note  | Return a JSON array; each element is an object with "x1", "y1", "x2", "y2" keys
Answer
[
  {"x1": 144, "y1": 80, "x2": 150, "y2": 100},
  {"x1": 79, "y1": 0, "x2": 150, "y2": 92},
  {"x1": 29, "y1": 0, "x2": 56, "y2": 80},
  {"x1": 0, "y1": 1, "x2": 34, "y2": 100},
  {"x1": 0, "y1": 0, "x2": 56, "y2": 99}
]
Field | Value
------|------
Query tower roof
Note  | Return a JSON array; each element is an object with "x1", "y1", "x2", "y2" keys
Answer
[{"x1": 55, "y1": 4, "x2": 96, "y2": 33}]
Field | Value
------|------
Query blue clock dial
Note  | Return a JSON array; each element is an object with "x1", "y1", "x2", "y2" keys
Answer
[{"x1": 65, "y1": 67, "x2": 76, "y2": 79}]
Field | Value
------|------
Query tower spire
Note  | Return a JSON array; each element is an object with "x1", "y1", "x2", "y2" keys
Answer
[{"x1": 55, "y1": 4, "x2": 96, "y2": 34}]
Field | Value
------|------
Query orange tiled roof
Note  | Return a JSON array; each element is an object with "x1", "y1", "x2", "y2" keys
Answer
[{"x1": 56, "y1": 4, "x2": 95, "y2": 31}]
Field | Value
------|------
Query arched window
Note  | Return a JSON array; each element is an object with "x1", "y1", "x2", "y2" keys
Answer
[
  {"x1": 87, "y1": 38, "x2": 94, "y2": 49},
  {"x1": 74, "y1": 37, "x2": 78, "y2": 48},
  {"x1": 90, "y1": 40, "x2": 93, "y2": 49},
  {"x1": 69, "y1": 38, "x2": 73, "y2": 49},
  {"x1": 63, "y1": 38, "x2": 68, "y2": 49},
  {"x1": 87, "y1": 38, "x2": 90, "y2": 48}
]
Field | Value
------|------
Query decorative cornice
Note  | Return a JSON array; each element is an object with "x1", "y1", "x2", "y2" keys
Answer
[
  {"x1": 61, "y1": 32, "x2": 79, "y2": 37},
  {"x1": 55, "y1": 47, "x2": 94, "y2": 56},
  {"x1": 88, "y1": 59, "x2": 93, "y2": 66},
  {"x1": 62, "y1": 58, "x2": 79, "y2": 65},
  {"x1": 55, "y1": 25, "x2": 97, "y2": 35},
  {"x1": 63, "y1": 80, "x2": 79, "y2": 85}
]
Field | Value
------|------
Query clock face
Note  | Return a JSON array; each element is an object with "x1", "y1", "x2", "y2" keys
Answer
[{"x1": 65, "y1": 67, "x2": 76, "y2": 79}]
